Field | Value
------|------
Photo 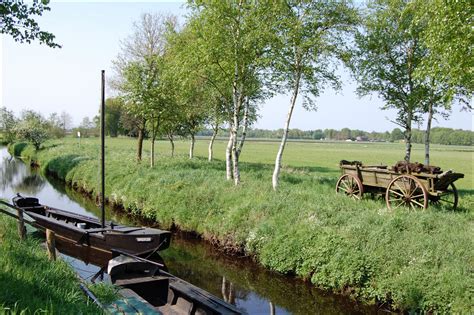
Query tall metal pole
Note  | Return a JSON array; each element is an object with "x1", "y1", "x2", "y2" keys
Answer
[{"x1": 100, "y1": 70, "x2": 106, "y2": 228}]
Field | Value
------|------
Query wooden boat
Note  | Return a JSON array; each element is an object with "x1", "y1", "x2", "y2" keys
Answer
[
  {"x1": 107, "y1": 253, "x2": 242, "y2": 315},
  {"x1": 12, "y1": 195, "x2": 171, "y2": 256}
]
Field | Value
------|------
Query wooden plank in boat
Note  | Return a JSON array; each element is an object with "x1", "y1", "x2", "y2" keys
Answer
[
  {"x1": 118, "y1": 289, "x2": 162, "y2": 315},
  {"x1": 168, "y1": 278, "x2": 241, "y2": 314},
  {"x1": 110, "y1": 226, "x2": 145, "y2": 233}
]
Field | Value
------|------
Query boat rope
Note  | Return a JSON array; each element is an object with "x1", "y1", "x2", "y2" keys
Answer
[{"x1": 144, "y1": 238, "x2": 168, "y2": 260}]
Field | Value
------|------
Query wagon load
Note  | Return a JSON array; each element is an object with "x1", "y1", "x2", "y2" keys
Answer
[
  {"x1": 336, "y1": 160, "x2": 464, "y2": 210},
  {"x1": 391, "y1": 161, "x2": 442, "y2": 174}
]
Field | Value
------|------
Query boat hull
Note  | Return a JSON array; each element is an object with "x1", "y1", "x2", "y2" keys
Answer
[{"x1": 13, "y1": 196, "x2": 171, "y2": 256}]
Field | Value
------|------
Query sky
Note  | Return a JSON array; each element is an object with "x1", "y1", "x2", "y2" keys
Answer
[{"x1": 1, "y1": 1, "x2": 472, "y2": 132}]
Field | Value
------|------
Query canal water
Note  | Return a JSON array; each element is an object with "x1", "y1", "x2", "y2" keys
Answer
[{"x1": 0, "y1": 147, "x2": 379, "y2": 314}]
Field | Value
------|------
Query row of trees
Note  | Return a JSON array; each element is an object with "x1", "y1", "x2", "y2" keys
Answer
[
  {"x1": 3, "y1": 1, "x2": 470, "y2": 189},
  {"x1": 0, "y1": 108, "x2": 70, "y2": 149},
  {"x1": 110, "y1": 1, "x2": 471, "y2": 190},
  {"x1": 197, "y1": 127, "x2": 473, "y2": 146},
  {"x1": 0, "y1": 107, "x2": 107, "y2": 149}
]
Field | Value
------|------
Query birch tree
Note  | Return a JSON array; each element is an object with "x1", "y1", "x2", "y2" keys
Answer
[
  {"x1": 351, "y1": 0, "x2": 428, "y2": 162},
  {"x1": 407, "y1": 0, "x2": 472, "y2": 165},
  {"x1": 269, "y1": 0, "x2": 358, "y2": 190},
  {"x1": 165, "y1": 18, "x2": 233, "y2": 163},
  {"x1": 188, "y1": 1, "x2": 273, "y2": 185}
]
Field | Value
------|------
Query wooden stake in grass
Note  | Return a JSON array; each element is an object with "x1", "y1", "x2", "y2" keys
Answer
[
  {"x1": 46, "y1": 229, "x2": 56, "y2": 261},
  {"x1": 17, "y1": 209, "x2": 26, "y2": 240}
]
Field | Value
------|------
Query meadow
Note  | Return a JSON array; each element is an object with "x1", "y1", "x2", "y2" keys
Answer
[
  {"x1": 0, "y1": 213, "x2": 110, "y2": 314},
  {"x1": 10, "y1": 137, "x2": 474, "y2": 313}
]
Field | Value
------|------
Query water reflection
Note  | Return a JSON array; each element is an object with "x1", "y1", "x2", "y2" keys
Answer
[
  {"x1": 161, "y1": 237, "x2": 377, "y2": 315},
  {"x1": 0, "y1": 152, "x2": 45, "y2": 195}
]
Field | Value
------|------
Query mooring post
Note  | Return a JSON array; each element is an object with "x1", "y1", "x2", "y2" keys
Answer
[
  {"x1": 16, "y1": 208, "x2": 26, "y2": 240},
  {"x1": 46, "y1": 229, "x2": 56, "y2": 261}
]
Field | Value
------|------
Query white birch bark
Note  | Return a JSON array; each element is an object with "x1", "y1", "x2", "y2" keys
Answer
[
  {"x1": 272, "y1": 66, "x2": 302, "y2": 191},
  {"x1": 189, "y1": 134, "x2": 195, "y2": 159},
  {"x1": 231, "y1": 90, "x2": 243, "y2": 185},
  {"x1": 404, "y1": 110, "x2": 413, "y2": 162},
  {"x1": 150, "y1": 137, "x2": 155, "y2": 167},
  {"x1": 150, "y1": 120, "x2": 156, "y2": 168},
  {"x1": 225, "y1": 132, "x2": 233, "y2": 180},
  {"x1": 424, "y1": 102, "x2": 433, "y2": 165},
  {"x1": 236, "y1": 98, "x2": 250, "y2": 156},
  {"x1": 208, "y1": 125, "x2": 218, "y2": 162}
]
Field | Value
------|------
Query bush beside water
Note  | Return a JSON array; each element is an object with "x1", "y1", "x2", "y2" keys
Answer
[{"x1": 9, "y1": 139, "x2": 474, "y2": 313}]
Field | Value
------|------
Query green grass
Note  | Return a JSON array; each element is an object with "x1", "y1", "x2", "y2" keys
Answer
[
  {"x1": 9, "y1": 137, "x2": 474, "y2": 313},
  {"x1": 0, "y1": 213, "x2": 102, "y2": 314}
]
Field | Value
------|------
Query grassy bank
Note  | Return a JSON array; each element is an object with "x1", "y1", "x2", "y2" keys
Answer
[
  {"x1": 10, "y1": 138, "x2": 474, "y2": 312},
  {"x1": 0, "y1": 213, "x2": 103, "y2": 314}
]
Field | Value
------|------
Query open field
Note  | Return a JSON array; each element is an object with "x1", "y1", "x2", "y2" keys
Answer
[
  {"x1": 10, "y1": 137, "x2": 474, "y2": 312},
  {"x1": 157, "y1": 137, "x2": 473, "y2": 188}
]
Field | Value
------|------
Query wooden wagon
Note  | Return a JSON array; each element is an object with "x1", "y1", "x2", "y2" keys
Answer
[{"x1": 335, "y1": 161, "x2": 464, "y2": 210}]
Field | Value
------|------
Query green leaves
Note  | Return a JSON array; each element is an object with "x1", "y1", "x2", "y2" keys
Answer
[
  {"x1": 268, "y1": 0, "x2": 358, "y2": 109},
  {"x1": 410, "y1": 0, "x2": 473, "y2": 94},
  {"x1": 0, "y1": 0, "x2": 60, "y2": 48},
  {"x1": 14, "y1": 110, "x2": 50, "y2": 150}
]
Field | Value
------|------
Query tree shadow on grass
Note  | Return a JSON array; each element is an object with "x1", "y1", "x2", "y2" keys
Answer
[{"x1": 452, "y1": 189, "x2": 474, "y2": 213}]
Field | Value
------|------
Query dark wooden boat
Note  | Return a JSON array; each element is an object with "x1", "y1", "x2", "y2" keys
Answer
[
  {"x1": 107, "y1": 253, "x2": 242, "y2": 315},
  {"x1": 12, "y1": 195, "x2": 171, "y2": 256}
]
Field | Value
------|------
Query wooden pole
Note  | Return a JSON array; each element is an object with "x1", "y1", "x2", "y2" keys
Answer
[
  {"x1": 16, "y1": 209, "x2": 26, "y2": 240},
  {"x1": 100, "y1": 70, "x2": 106, "y2": 228},
  {"x1": 46, "y1": 229, "x2": 56, "y2": 261}
]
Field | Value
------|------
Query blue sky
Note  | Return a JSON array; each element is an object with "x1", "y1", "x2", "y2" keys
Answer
[{"x1": 1, "y1": 1, "x2": 472, "y2": 132}]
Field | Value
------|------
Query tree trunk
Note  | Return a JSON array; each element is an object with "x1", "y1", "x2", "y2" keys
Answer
[
  {"x1": 221, "y1": 276, "x2": 228, "y2": 302},
  {"x1": 424, "y1": 102, "x2": 433, "y2": 165},
  {"x1": 272, "y1": 67, "x2": 301, "y2": 190},
  {"x1": 226, "y1": 132, "x2": 233, "y2": 180},
  {"x1": 150, "y1": 120, "x2": 157, "y2": 168},
  {"x1": 228, "y1": 282, "x2": 235, "y2": 305},
  {"x1": 209, "y1": 125, "x2": 218, "y2": 162},
  {"x1": 236, "y1": 98, "x2": 250, "y2": 157},
  {"x1": 150, "y1": 137, "x2": 155, "y2": 167},
  {"x1": 231, "y1": 81, "x2": 243, "y2": 185},
  {"x1": 168, "y1": 134, "x2": 175, "y2": 157},
  {"x1": 231, "y1": 127, "x2": 240, "y2": 185},
  {"x1": 189, "y1": 134, "x2": 195, "y2": 159},
  {"x1": 404, "y1": 111, "x2": 413, "y2": 162},
  {"x1": 136, "y1": 119, "x2": 146, "y2": 162}
]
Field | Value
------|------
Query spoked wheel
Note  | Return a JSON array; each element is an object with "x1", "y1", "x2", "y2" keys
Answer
[
  {"x1": 336, "y1": 174, "x2": 364, "y2": 200},
  {"x1": 386, "y1": 175, "x2": 428, "y2": 210},
  {"x1": 430, "y1": 183, "x2": 459, "y2": 210}
]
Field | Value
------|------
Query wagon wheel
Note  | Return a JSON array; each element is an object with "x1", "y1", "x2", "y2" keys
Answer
[
  {"x1": 336, "y1": 174, "x2": 364, "y2": 200},
  {"x1": 386, "y1": 175, "x2": 428, "y2": 210},
  {"x1": 430, "y1": 183, "x2": 459, "y2": 210}
]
